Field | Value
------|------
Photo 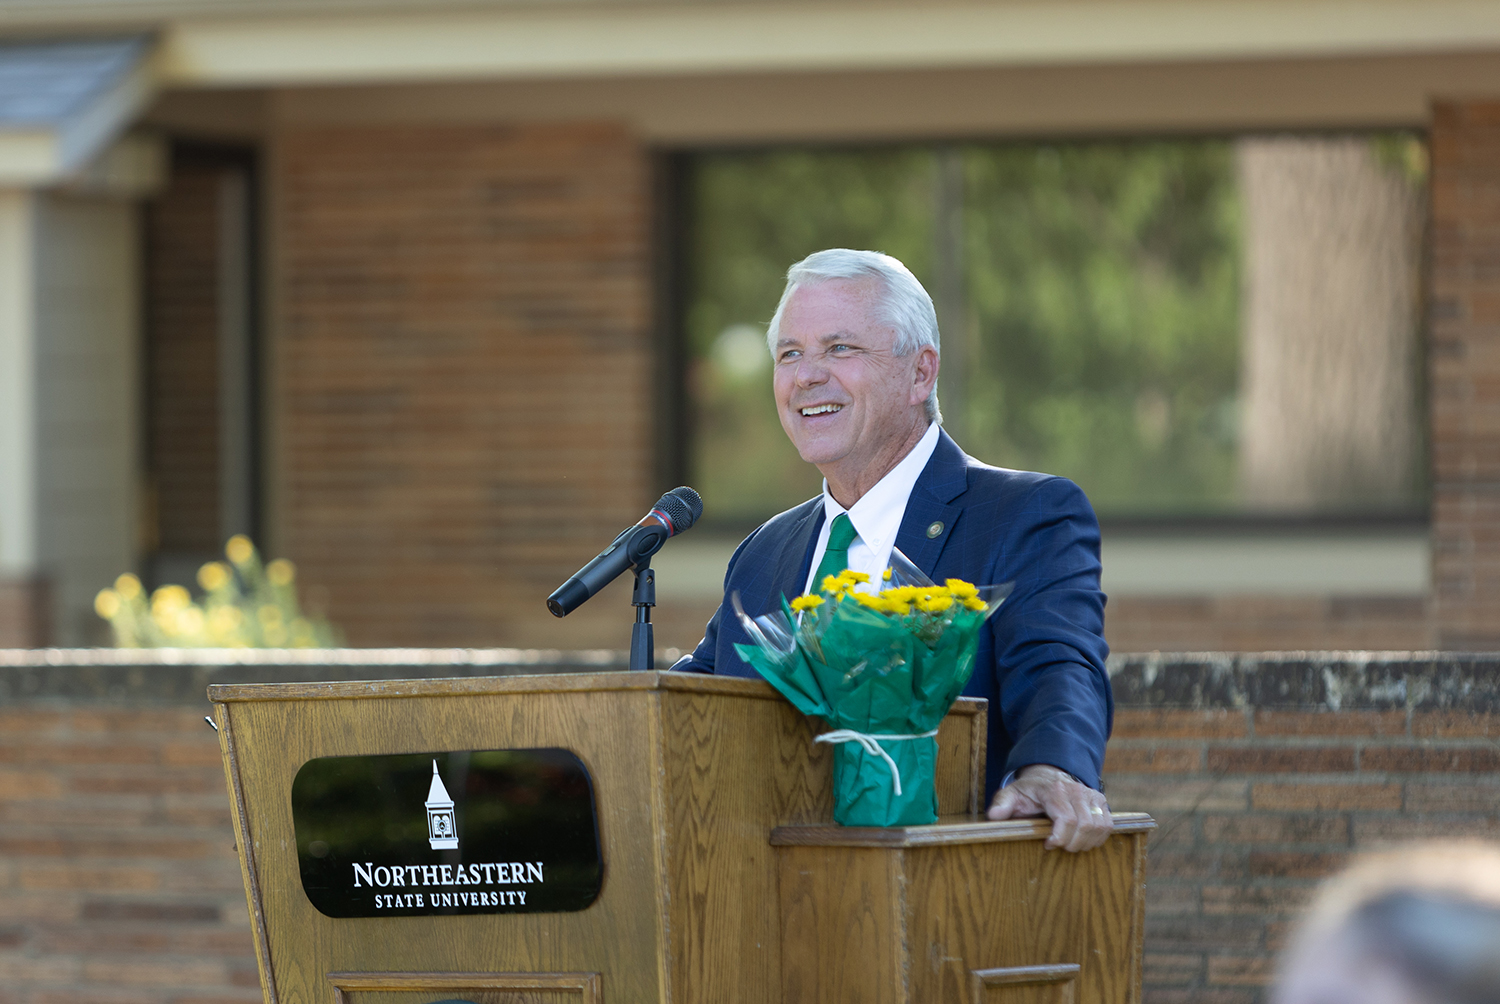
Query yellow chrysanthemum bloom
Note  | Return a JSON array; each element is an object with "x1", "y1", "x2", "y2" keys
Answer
[
  {"x1": 821, "y1": 575, "x2": 842, "y2": 594},
  {"x1": 226, "y1": 534, "x2": 254, "y2": 565},
  {"x1": 945, "y1": 578, "x2": 979, "y2": 599},
  {"x1": 790, "y1": 595, "x2": 824, "y2": 612},
  {"x1": 114, "y1": 573, "x2": 142, "y2": 600},
  {"x1": 197, "y1": 561, "x2": 230, "y2": 592},
  {"x1": 887, "y1": 585, "x2": 919, "y2": 603},
  {"x1": 94, "y1": 589, "x2": 120, "y2": 619},
  {"x1": 962, "y1": 597, "x2": 987, "y2": 611},
  {"x1": 266, "y1": 559, "x2": 296, "y2": 587},
  {"x1": 917, "y1": 595, "x2": 954, "y2": 614},
  {"x1": 838, "y1": 570, "x2": 870, "y2": 584},
  {"x1": 882, "y1": 568, "x2": 893, "y2": 581},
  {"x1": 852, "y1": 592, "x2": 885, "y2": 610}
]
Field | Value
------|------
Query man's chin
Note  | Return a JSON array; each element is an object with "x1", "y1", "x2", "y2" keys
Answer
[{"x1": 792, "y1": 441, "x2": 847, "y2": 468}]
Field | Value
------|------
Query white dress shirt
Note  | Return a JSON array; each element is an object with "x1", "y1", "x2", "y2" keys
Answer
[{"x1": 802, "y1": 422, "x2": 941, "y2": 595}]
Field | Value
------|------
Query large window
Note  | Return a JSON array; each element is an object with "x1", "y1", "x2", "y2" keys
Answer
[{"x1": 682, "y1": 135, "x2": 1426, "y2": 526}]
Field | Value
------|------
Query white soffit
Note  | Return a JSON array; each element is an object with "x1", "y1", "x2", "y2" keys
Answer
[
  {"x1": 155, "y1": 0, "x2": 1500, "y2": 87},
  {"x1": 0, "y1": 36, "x2": 157, "y2": 185}
]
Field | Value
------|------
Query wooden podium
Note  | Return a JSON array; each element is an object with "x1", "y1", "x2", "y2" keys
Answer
[{"x1": 210, "y1": 671, "x2": 1152, "y2": 1004}]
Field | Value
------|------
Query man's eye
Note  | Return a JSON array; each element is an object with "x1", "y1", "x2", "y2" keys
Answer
[
  {"x1": 778, "y1": 350, "x2": 800, "y2": 363},
  {"x1": 830, "y1": 344, "x2": 853, "y2": 353}
]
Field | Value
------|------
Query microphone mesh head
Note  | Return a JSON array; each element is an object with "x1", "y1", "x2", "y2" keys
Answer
[{"x1": 655, "y1": 486, "x2": 703, "y2": 534}]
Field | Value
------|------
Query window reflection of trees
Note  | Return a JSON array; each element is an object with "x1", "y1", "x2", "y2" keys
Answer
[{"x1": 684, "y1": 135, "x2": 1426, "y2": 522}]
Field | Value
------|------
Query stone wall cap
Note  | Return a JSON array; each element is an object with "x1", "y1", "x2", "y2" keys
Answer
[{"x1": 0, "y1": 647, "x2": 630, "y2": 668}]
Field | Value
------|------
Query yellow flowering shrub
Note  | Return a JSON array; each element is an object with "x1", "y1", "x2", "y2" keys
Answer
[{"x1": 94, "y1": 535, "x2": 340, "y2": 648}]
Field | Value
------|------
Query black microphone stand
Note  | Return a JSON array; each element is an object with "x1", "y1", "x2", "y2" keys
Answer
[{"x1": 629, "y1": 560, "x2": 655, "y2": 671}]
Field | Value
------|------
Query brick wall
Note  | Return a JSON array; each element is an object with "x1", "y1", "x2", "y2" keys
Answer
[
  {"x1": 1106, "y1": 653, "x2": 1500, "y2": 1004},
  {"x1": 0, "y1": 702, "x2": 256, "y2": 1003},
  {"x1": 1105, "y1": 596, "x2": 1431, "y2": 654},
  {"x1": 273, "y1": 122, "x2": 655, "y2": 649},
  {"x1": 1431, "y1": 102, "x2": 1500, "y2": 650}
]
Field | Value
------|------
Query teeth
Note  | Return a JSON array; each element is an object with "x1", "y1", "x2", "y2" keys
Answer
[{"x1": 800, "y1": 404, "x2": 843, "y2": 416}]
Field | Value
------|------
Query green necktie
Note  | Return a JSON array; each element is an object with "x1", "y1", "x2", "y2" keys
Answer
[{"x1": 812, "y1": 513, "x2": 859, "y2": 591}]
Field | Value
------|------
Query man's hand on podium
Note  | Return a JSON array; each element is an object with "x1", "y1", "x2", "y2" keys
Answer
[{"x1": 986, "y1": 764, "x2": 1113, "y2": 852}]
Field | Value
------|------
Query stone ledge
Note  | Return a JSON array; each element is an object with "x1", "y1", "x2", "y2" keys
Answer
[
  {"x1": 0, "y1": 647, "x2": 638, "y2": 702},
  {"x1": 2, "y1": 649, "x2": 1498, "y2": 711},
  {"x1": 1108, "y1": 651, "x2": 1500, "y2": 711}
]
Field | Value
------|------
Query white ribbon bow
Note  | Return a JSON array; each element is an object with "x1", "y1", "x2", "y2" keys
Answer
[{"x1": 814, "y1": 728, "x2": 940, "y2": 797}]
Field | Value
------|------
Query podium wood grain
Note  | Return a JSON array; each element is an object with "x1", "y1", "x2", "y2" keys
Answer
[
  {"x1": 212, "y1": 671, "x2": 1146, "y2": 1004},
  {"x1": 772, "y1": 817, "x2": 1152, "y2": 1004}
]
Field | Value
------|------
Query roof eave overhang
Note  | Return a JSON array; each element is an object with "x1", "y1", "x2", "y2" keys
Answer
[
  {"x1": 0, "y1": 40, "x2": 158, "y2": 187},
  {"x1": 150, "y1": 0, "x2": 1500, "y2": 90}
]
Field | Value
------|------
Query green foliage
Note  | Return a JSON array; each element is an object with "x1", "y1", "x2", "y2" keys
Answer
[
  {"x1": 685, "y1": 140, "x2": 1243, "y2": 518},
  {"x1": 962, "y1": 141, "x2": 1241, "y2": 514},
  {"x1": 94, "y1": 535, "x2": 340, "y2": 648}
]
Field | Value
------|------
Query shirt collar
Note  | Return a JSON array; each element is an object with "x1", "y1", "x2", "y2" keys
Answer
[{"x1": 821, "y1": 421, "x2": 941, "y2": 561}]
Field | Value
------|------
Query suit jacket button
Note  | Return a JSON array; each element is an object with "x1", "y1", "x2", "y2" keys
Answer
[{"x1": 926, "y1": 521, "x2": 944, "y2": 538}]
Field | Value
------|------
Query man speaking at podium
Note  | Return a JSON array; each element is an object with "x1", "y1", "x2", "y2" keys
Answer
[{"x1": 673, "y1": 249, "x2": 1113, "y2": 853}]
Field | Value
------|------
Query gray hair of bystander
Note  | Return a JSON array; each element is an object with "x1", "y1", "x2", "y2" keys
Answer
[
  {"x1": 1274, "y1": 841, "x2": 1500, "y2": 1004},
  {"x1": 765, "y1": 249, "x2": 943, "y2": 424}
]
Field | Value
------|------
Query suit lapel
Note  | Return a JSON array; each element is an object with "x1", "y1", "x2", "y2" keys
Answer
[
  {"x1": 896, "y1": 430, "x2": 970, "y2": 578},
  {"x1": 767, "y1": 501, "x2": 823, "y2": 609}
]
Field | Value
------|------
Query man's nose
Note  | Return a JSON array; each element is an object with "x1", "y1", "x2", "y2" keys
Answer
[{"x1": 794, "y1": 355, "x2": 829, "y2": 386}]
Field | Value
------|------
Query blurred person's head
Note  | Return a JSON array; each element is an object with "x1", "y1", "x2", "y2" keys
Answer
[
  {"x1": 1275, "y1": 841, "x2": 1500, "y2": 1004},
  {"x1": 765, "y1": 250, "x2": 941, "y2": 502}
]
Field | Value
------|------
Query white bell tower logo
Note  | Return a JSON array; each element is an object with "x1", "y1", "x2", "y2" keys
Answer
[{"x1": 425, "y1": 759, "x2": 458, "y2": 850}]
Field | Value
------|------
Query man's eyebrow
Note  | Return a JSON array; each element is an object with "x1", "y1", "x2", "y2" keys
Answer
[{"x1": 775, "y1": 329, "x2": 865, "y2": 350}]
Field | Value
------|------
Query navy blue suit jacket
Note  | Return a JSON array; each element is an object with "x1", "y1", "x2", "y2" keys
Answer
[{"x1": 676, "y1": 430, "x2": 1112, "y2": 803}]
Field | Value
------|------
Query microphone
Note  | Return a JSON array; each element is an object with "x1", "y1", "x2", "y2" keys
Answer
[{"x1": 547, "y1": 487, "x2": 703, "y2": 617}]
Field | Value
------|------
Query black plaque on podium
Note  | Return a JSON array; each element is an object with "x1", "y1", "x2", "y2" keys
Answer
[{"x1": 290, "y1": 748, "x2": 603, "y2": 918}]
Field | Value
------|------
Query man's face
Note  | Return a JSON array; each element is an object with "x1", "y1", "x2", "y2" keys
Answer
[{"x1": 771, "y1": 279, "x2": 934, "y2": 479}]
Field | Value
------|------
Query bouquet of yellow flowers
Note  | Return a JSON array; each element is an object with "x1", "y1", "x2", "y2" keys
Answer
[{"x1": 732, "y1": 550, "x2": 1009, "y2": 827}]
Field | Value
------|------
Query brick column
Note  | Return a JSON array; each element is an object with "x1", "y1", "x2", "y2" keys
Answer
[
  {"x1": 1432, "y1": 102, "x2": 1500, "y2": 648},
  {"x1": 273, "y1": 123, "x2": 654, "y2": 648},
  {"x1": 0, "y1": 578, "x2": 48, "y2": 647}
]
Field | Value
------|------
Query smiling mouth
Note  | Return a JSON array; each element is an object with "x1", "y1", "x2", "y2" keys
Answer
[{"x1": 799, "y1": 404, "x2": 843, "y2": 416}]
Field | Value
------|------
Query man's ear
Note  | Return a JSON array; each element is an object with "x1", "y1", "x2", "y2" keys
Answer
[{"x1": 910, "y1": 345, "x2": 940, "y2": 405}]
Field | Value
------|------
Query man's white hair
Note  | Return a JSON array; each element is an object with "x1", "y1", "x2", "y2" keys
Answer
[{"x1": 765, "y1": 248, "x2": 943, "y2": 424}]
